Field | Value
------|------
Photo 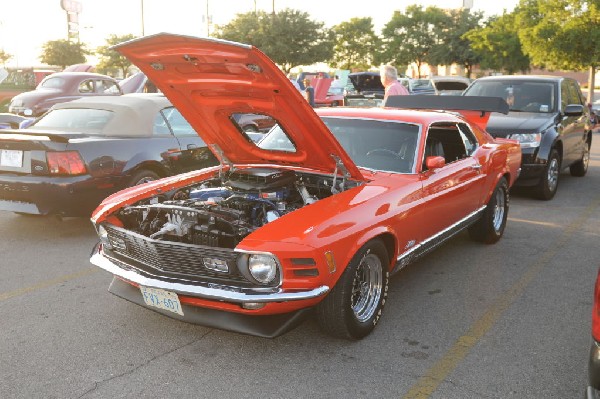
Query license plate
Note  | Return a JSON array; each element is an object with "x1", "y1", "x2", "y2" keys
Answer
[
  {"x1": 0, "y1": 150, "x2": 23, "y2": 168},
  {"x1": 140, "y1": 286, "x2": 184, "y2": 316}
]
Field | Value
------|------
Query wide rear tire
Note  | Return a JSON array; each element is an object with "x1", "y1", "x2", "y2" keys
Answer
[
  {"x1": 468, "y1": 177, "x2": 509, "y2": 244},
  {"x1": 316, "y1": 240, "x2": 389, "y2": 340}
]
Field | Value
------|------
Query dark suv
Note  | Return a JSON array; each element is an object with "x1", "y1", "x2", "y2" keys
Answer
[{"x1": 463, "y1": 75, "x2": 592, "y2": 200}]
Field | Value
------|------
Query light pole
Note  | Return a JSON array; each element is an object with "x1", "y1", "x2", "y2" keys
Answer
[
  {"x1": 141, "y1": 0, "x2": 145, "y2": 36},
  {"x1": 206, "y1": 0, "x2": 210, "y2": 36}
]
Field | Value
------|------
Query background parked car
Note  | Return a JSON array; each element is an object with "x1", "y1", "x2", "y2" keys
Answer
[
  {"x1": 431, "y1": 76, "x2": 471, "y2": 95},
  {"x1": 295, "y1": 71, "x2": 331, "y2": 90},
  {"x1": 344, "y1": 71, "x2": 385, "y2": 106},
  {"x1": 463, "y1": 75, "x2": 592, "y2": 200},
  {"x1": 0, "y1": 113, "x2": 32, "y2": 129},
  {"x1": 0, "y1": 93, "x2": 218, "y2": 217},
  {"x1": 399, "y1": 78, "x2": 437, "y2": 95},
  {"x1": 8, "y1": 72, "x2": 123, "y2": 117}
]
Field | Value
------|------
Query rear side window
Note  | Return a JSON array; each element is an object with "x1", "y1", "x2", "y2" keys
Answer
[
  {"x1": 97, "y1": 79, "x2": 120, "y2": 94},
  {"x1": 156, "y1": 107, "x2": 197, "y2": 136},
  {"x1": 423, "y1": 123, "x2": 471, "y2": 170},
  {"x1": 31, "y1": 108, "x2": 114, "y2": 132},
  {"x1": 78, "y1": 80, "x2": 94, "y2": 93}
]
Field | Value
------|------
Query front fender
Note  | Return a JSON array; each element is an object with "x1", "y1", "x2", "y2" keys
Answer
[{"x1": 535, "y1": 128, "x2": 560, "y2": 161}]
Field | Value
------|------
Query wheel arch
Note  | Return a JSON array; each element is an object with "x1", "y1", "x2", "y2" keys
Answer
[
  {"x1": 348, "y1": 228, "x2": 397, "y2": 273},
  {"x1": 535, "y1": 128, "x2": 561, "y2": 162},
  {"x1": 124, "y1": 161, "x2": 168, "y2": 183}
]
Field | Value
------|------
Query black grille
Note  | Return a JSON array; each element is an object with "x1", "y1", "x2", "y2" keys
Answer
[{"x1": 104, "y1": 225, "x2": 254, "y2": 286}]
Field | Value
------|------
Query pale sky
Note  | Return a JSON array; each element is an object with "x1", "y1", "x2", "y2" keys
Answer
[{"x1": 0, "y1": 0, "x2": 519, "y2": 68}]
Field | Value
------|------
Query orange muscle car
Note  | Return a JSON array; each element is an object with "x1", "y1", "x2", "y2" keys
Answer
[{"x1": 90, "y1": 33, "x2": 521, "y2": 339}]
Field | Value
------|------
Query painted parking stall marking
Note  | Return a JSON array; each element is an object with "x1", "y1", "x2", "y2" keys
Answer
[{"x1": 0, "y1": 268, "x2": 98, "y2": 302}]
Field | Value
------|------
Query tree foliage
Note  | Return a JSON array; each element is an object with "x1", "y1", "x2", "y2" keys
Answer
[
  {"x1": 213, "y1": 9, "x2": 333, "y2": 74},
  {"x1": 329, "y1": 17, "x2": 379, "y2": 71},
  {"x1": 39, "y1": 40, "x2": 88, "y2": 70},
  {"x1": 516, "y1": 0, "x2": 600, "y2": 70},
  {"x1": 96, "y1": 34, "x2": 139, "y2": 77},
  {"x1": 380, "y1": 5, "x2": 448, "y2": 77},
  {"x1": 465, "y1": 12, "x2": 530, "y2": 74},
  {"x1": 428, "y1": 9, "x2": 485, "y2": 78},
  {"x1": 515, "y1": 0, "x2": 600, "y2": 99},
  {"x1": 0, "y1": 49, "x2": 12, "y2": 67}
]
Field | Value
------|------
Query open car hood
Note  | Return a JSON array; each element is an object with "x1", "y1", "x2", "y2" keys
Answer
[
  {"x1": 348, "y1": 72, "x2": 384, "y2": 94},
  {"x1": 115, "y1": 33, "x2": 365, "y2": 181}
]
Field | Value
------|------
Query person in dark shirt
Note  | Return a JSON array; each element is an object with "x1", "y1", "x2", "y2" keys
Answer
[{"x1": 303, "y1": 78, "x2": 315, "y2": 107}]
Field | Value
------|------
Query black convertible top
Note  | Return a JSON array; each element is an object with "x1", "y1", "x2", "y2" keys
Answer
[{"x1": 384, "y1": 95, "x2": 509, "y2": 115}]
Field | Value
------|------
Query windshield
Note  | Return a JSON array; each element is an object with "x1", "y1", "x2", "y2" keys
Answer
[
  {"x1": 465, "y1": 80, "x2": 556, "y2": 113},
  {"x1": 411, "y1": 79, "x2": 434, "y2": 91},
  {"x1": 38, "y1": 77, "x2": 65, "y2": 90},
  {"x1": 259, "y1": 117, "x2": 420, "y2": 174}
]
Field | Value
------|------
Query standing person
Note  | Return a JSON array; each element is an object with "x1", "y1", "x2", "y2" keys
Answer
[
  {"x1": 380, "y1": 65, "x2": 409, "y2": 105},
  {"x1": 303, "y1": 78, "x2": 315, "y2": 107}
]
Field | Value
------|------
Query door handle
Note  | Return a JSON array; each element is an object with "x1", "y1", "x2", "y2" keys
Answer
[{"x1": 471, "y1": 163, "x2": 482, "y2": 171}]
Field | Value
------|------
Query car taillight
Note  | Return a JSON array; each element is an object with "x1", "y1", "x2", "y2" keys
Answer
[
  {"x1": 593, "y1": 269, "x2": 600, "y2": 342},
  {"x1": 46, "y1": 151, "x2": 87, "y2": 175}
]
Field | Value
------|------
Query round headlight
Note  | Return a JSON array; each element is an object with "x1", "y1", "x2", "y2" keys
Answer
[
  {"x1": 248, "y1": 254, "x2": 278, "y2": 284},
  {"x1": 97, "y1": 224, "x2": 112, "y2": 249}
]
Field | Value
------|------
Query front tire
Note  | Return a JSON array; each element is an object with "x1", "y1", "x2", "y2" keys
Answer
[
  {"x1": 316, "y1": 240, "x2": 389, "y2": 340},
  {"x1": 468, "y1": 177, "x2": 509, "y2": 244},
  {"x1": 569, "y1": 139, "x2": 590, "y2": 177},
  {"x1": 534, "y1": 149, "x2": 560, "y2": 200}
]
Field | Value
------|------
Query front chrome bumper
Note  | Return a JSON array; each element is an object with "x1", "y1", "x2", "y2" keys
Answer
[{"x1": 90, "y1": 246, "x2": 329, "y2": 303}]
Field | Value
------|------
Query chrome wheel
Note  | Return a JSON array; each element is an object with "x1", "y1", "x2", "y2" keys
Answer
[
  {"x1": 316, "y1": 240, "x2": 389, "y2": 339},
  {"x1": 351, "y1": 253, "x2": 383, "y2": 322},
  {"x1": 546, "y1": 157, "x2": 560, "y2": 193},
  {"x1": 492, "y1": 187, "x2": 506, "y2": 233},
  {"x1": 582, "y1": 145, "x2": 590, "y2": 171}
]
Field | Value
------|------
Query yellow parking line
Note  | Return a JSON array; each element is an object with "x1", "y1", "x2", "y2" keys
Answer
[
  {"x1": 507, "y1": 217, "x2": 560, "y2": 228},
  {"x1": 402, "y1": 197, "x2": 600, "y2": 399},
  {"x1": 0, "y1": 267, "x2": 99, "y2": 302}
]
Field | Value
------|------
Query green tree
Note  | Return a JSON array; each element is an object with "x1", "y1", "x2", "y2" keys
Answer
[
  {"x1": 214, "y1": 9, "x2": 333, "y2": 74},
  {"x1": 516, "y1": 0, "x2": 600, "y2": 101},
  {"x1": 0, "y1": 49, "x2": 12, "y2": 67},
  {"x1": 330, "y1": 17, "x2": 379, "y2": 71},
  {"x1": 428, "y1": 9, "x2": 484, "y2": 78},
  {"x1": 465, "y1": 12, "x2": 530, "y2": 75},
  {"x1": 39, "y1": 39, "x2": 88, "y2": 70},
  {"x1": 380, "y1": 5, "x2": 448, "y2": 77},
  {"x1": 96, "y1": 34, "x2": 139, "y2": 77}
]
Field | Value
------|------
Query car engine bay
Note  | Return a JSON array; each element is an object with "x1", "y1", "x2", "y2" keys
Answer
[{"x1": 114, "y1": 167, "x2": 360, "y2": 249}]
